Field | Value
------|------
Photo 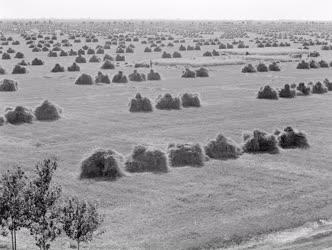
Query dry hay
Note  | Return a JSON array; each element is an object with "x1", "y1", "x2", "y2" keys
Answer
[
  {"x1": 296, "y1": 82, "x2": 311, "y2": 96},
  {"x1": 129, "y1": 93, "x2": 153, "y2": 112},
  {"x1": 89, "y1": 55, "x2": 101, "y2": 63},
  {"x1": 268, "y1": 62, "x2": 281, "y2": 71},
  {"x1": 112, "y1": 71, "x2": 128, "y2": 83},
  {"x1": 323, "y1": 78, "x2": 332, "y2": 91},
  {"x1": 147, "y1": 69, "x2": 161, "y2": 80},
  {"x1": 195, "y1": 67, "x2": 209, "y2": 77},
  {"x1": 129, "y1": 70, "x2": 146, "y2": 82},
  {"x1": 242, "y1": 130, "x2": 279, "y2": 154},
  {"x1": 31, "y1": 58, "x2": 44, "y2": 65},
  {"x1": 12, "y1": 65, "x2": 27, "y2": 74},
  {"x1": 101, "y1": 60, "x2": 115, "y2": 69},
  {"x1": 279, "y1": 84, "x2": 296, "y2": 98},
  {"x1": 256, "y1": 63, "x2": 268, "y2": 72},
  {"x1": 75, "y1": 55, "x2": 87, "y2": 63},
  {"x1": 18, "y1": 60, "x2": 28, "y2": 66},
  {"x1": 34, "y1": 100, "x2": 62, "y2": 121},
  {"x1": 162, "y1": 51, "x2": 171, "y2": 58},
  {"x1": 134, "y1": 63, "x2": 149, "y2": 68},
  {"x1": 0, "y1": 79, "x2": 18, "y2": 92},
  {"x1": 80, "y1": 149, "x2": 126, "y2": 180},
  {"x1": 155, "y1": 93, "x2": 181, "y2": 110},
  {"x1": 75, "y1": 73, "x2": 94, "y2": 85},
  {"x1": 51, "y1": 63, "x2": 65, "y2": 73},
  {"x1": 181, "y1": 93, "x2": 201, "y2": 107},
  {"x1": 172, "y1": 51, "x2": 182, "y2": 58},
  {"x1": 115, "y1": 54, "x2": 125, "y2": 61},
  {"x1": 95, "y1": 71, "x2": 110, "y2": 84},
  {"x1": 242, "y1": 64, "x2": 256, "y2": 73},
  {"x1": 204, "y1": 134, "x2": 242, "y2": 160},
  {"x1": 276, "y1": 126, "x2": 309, "y2": 149},
  {"x1": 168, "y1": 143, "x2": 204, "y2": 167},
  {"x1": 125, "y1": 145, "x2": 169, "y2": 173},
  {"x1": 2, "y1": 53, "x2": 11, "y2": 59},
  {"x1": 319, "y1": 60, "x2": 329, "y2": 68},
  {"x1": 67, "y1": 62, "x2": 80, "y2": 72},
  {"x1": 14, "y1": 52, "x2": 24, "y2": 59},
  {"x1": 103, "y1": 54, "x2": 114, "y2": 61},
  {"x1": 312, "y1": 81, "x2": 328, "y2": 94},
  {"x1": 309, "y1": 60, "x2": 319, "y2": 69},
  {"x1": 257, "y1": 85, "x2": 278, "y2": 100},
  {"x1": 296, "y1": 60, "x2": 310, "y2": 69},
  {"x1": 182, "y1": 68, "x2": 196, "y2": 78},
  {"x1": 5, "y1": 106, "x2": 34, "y2": 124}
]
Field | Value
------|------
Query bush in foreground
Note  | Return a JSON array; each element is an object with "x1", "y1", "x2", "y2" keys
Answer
[
  {"x1": 205, "y1": 134, "x2": 242, "y2": 160},
  {"x1": 242, "y1": 130, "x2": 279, "y2": 154},
  {"x1": 129, "y1": 93, "x2": 153, "y2": 112},
  {"x1": 276, "y1": 126, "x2": 309, "y2": 149},
  {"x1": 155, "y1": 93, "x2": 181, "y2": 110},
  {"x1": 5, "y1": 106, "x2": 34, "y2": 124},
  {"x1": 34, "y1": 100, "x2": 62, "y2": 121},
  {"x1": 125, "y1": 145, "x2": 169, "y2": 173},
  {"x1": 257, "y1": 85, "x2": 278, "y2": 100},
  {"x1": 0, "y1": 79, "x2": 18, "y2": 92},
  {"x1": 80, "y1": 149, "x2": 126, "y2": 179},
  {"x1": 168, "y1": 143, "x2": 204, "y2": 167}
]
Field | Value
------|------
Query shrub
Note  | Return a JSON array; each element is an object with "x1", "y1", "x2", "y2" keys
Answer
[
  {"x1": 129, "y1": 93, "x2": 153, "y2": 112},
  {"x1": 75, "y1": 73, "x2": 94, "y2": 85},
  {"x1": 323, "y1": 78, "x2": 332, "y2": 91},
  {"x1": 34, "y1": 100, "x2": 62, "y2": 121},
  {"x1": 101, "y1": 59, "x2": 115, "y2": 69},
  {"x1": 67, "y1": 62, "x2": 80, "y2": 72},
  {"x1": 12, "y1": 65, "x2": 27, "y2": 74},
  {"x1": 31, "y1": 58, "x2": 44, "y2": 65},
  {"x1": 277, "y1": 126, "x2": 309, "y2": 149},
  {"x1": 296, "y1": 82, "x2": 311, "y2": 95},
  {"x1": 112, "y1": 71, "x2": 128, "y2": 83},
  {"x1": 80, "y1": 149, "x2": 126, "y2": 179},
  {"x1": 205, "y1": 134, "x2": 242, "y2": 159},
  {"x1": 256, "y1": 63, "x2": 268, "y2": 72},
  {"x1": 75, "y1": 55, "x2": 86, "y2": 63},
  {"x1": 242, "y1": 130, "x2": 279, "y2": 154},
  {"x1": 129, "y1": 70, "x2": 146, "y2": 82},
  {"x1": 95, "y1": 71, "x2": 110, "y2": 84},
  {"x1": 195, "y1": 67, "x2": 209, "y2": 77},
  {"x1": 257, "y1": 85, "x2": 278, "y2": 99},
  {"x1": 88, "y1": 55, "x2": 101, "y2": 63},
  {"x1": 296, "y1": 60, "x2": 310, "y2": 69},
  {"x1": 279, "y1": 84, "x2": 296, "y2": 98},
  {"x1": 312, "y1": 81, "x2": 328, "y2": 94},
  {"x1": 125, "y1": 145, "x2": 169, "y2": 173},
  {"x1": 168, "y1": 143, "x2": 204, "y2": 167},
  {"x1": 147, "y1": 69, "x2": 161, "y2": 80},
  {"x1": 242, "y1": 64, "x2": 256, "y2": 73},
  {"x1": 51, "y1": 63, "x2": 65, "y2": 73},
  {"x1": 5, "y1": 106, "x2": 34, "y2": 124},
  {"x1": 0, "y1": 79, "x2": 18, "y2": 91},
  {"x1": 181, "y1": 93, "x2": 201, "y2": 107},
  {"x1": 155, "y1": 93, "x2": 181, "y2": 110},
  {"x1": 182, "y1": 68, "x2": 196, "y2": 78}
]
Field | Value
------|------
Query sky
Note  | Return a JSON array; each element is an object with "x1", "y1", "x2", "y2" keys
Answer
[{"x1": 1, "y1": 0, "x2": 332, "y2": 20}]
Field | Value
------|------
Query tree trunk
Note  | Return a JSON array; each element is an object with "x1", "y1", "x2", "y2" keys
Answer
[
  {"x1": 14, "y1": 230, "x2": 16, "y2": 250},
  {"x1": 10, "y1": 230, "x2": 14, "y2": 250},
  {"x1": 77, "y1": 240, "x2": 80, "y2": 250}
]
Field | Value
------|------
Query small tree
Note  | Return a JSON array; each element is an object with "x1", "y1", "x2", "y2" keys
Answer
[
  {"x1": 0, "y1": 167, "x2": 29, "y2": 250},
  {"x1": 26, "y1": 158, "x2": 62, "y2": 250},
  {"x1": 61, "y1": 197, "x2": 103, "y2": 250}
]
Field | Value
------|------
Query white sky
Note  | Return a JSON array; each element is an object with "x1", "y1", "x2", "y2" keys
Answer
[{"x1": 1, "y1": 0, "x2": 332, "y2": 20}]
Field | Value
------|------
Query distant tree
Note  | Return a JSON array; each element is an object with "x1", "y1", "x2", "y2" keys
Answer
[
  {"x1": 61, "y1": 197, "x2": 103, "y2": 250},
  {"x1": 0, "y1": 167, "x2": 29, "y2": 250},
  {"x1": 26, "y1": 158, "x2": 62, "y2": 250}
]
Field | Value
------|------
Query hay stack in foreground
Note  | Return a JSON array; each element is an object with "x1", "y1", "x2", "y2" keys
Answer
[
  {"x1": 80, "y1": 149, "x2": 126, "y2": 179},
  {"x1": 125, "y1": 145, "x2": 169, "y2": 173}
]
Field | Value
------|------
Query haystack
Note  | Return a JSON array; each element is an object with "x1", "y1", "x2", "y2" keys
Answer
[
  {"x1": 242, "y1": 64, "x2": 256, "y2": 73},
  {"x1": 147, "y1": 69, "x2": 161, "y2": 81},
  {"x1": 5, "y1": 106, "x2": 34, "y2": 124},
  {"x1": 196, "y1": 67, "x2": 209, "y2": 77},
  {"x1": 0, "y1": 79, "x2": 18, "y2": 92},
  {"x1": 168, "y1": 143, "x2": 204, "y2": 167},
  {"x1": 125, "y1": 145, "x2": 169, "y2": 173},
  {"x1": 296, "y1": 82, "x2": 311, "y2": 95},
  {"x1": 323, "y1": 78, "x2": 332, "y2": 91},
  {"x1": 277, "y1": 126, "x2": 309, "y2": 149},
  {"x1": 12, "y1": 65, "x2": 27, "y2": 74},
  {"x1": 257, "y1": 85, "x2": 278, "y2": 100},
  {"x1": 51, "y1": 63, "x2": 65, "y2": 73},
  {"x1": 256, "y1": 63, "x2": 268, "y2": 72},
  {"x1": 31, "y1": 58, "x2": 44, "y2": 65},
  {"x1": 268, "y1": 62, "x2": 281, "y2": 71},
  {"x1": 181, "y1": 93, "x2": 201, "y2": 107},
  {"x1": 75, "y1": 55, "x2": 87, "y2": 63},
  {"x1": 155, "y1": 93, "x2": 181, "y2": 110},
  {"x1": 312, "y1": 81, "x2": 328, "y2": 94},
  {"x1": 129, "y1": 70, "x2": 146, "y2": 82},
  {"x1": 242, "y1": 130, "x2": 279, "y2": 154},
  {"x1": 279, "y1": 84, "x2": 296, "y2": 98},
  {"x1": 129, "y1": 93, "x2": 153, "y2": 112},
  {"x1": 182, "y1": 68, "x2": 196, "y2": 78},
  {"x1": 67, "y1": 62, "x2": 80, "y2": 72},
  {"x1": 34, "y1": 100, "x2": 62, "y2": 121},
  {"x1": 75, "y1": 73, "x2": 94, "y2": 85},
  {"x1": 95, "y1": 72, "x2": 110, "y2": 84},
  {"x1": 205, "y1": 134, "x2": 242, "y2": 160}
]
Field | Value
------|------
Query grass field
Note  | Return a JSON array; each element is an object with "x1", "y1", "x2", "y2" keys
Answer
[{"x1": 0, "y1": 31, "x2": 332, "y2": 249}]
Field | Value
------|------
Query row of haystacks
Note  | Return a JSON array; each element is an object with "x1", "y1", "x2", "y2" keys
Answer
[
  {"x1": 79, "y1": 126, "x2": 309, "y2": 180},
  {"x1": 129, "y1": 92, "x2": 201, "y2": 112},
  {"x1": 74, "y1": 70, "x2": 161, "y2": 85},
  {"x1": 242, "y1": 62, "x2": 280, "y2": 73},
  {"x1": 0, "y1": 100, "x2": 62, "y2": 126},
  {"x1": 257, "y1": 79, "x2": 331, "y2": 99},
  {"x1": 182, "y1": 67, "x2": 209, "y2": 78},
  {"x1": 296, "y1": 59, "x2": 331, "y2": 69}
]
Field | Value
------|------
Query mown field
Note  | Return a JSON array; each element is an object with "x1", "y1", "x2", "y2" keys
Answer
[{"x1": 0, "y1": 31, "x2": 332, "y2": 249}]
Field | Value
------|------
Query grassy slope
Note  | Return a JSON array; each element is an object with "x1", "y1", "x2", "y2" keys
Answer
[{"x1": 0, "y1": 37, "x2": 331, "y2": 249}]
